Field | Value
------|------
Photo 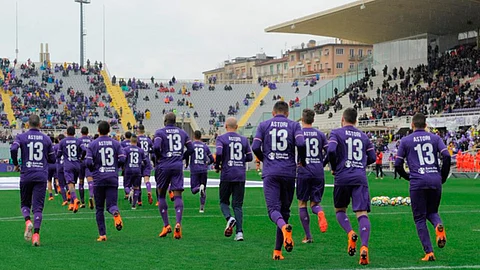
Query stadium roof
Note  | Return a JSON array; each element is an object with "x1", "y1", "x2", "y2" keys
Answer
[{"x1": 265, "y1": 0, "x2": 480, "y2": 44}]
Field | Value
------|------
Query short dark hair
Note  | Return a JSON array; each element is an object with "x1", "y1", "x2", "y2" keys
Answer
[
  {"x1": 67, "y1": 126, "x2": 75, "y2": 136},
  {"x1": 343, "y1": 108, "x2": 357, "y2": 124},
  {"x1": 125, "y1": 131, "x2": 132, "y2": 139},
  {"x1": 412, "y1": 113, "x2": 427, "y2": 129},
  {"x1": 194, "y1": 130, "x2": 202, "y2": 140},
  {"x1": 81, "y1": 126, "x2": 89, "y2": 135},
  {"x1": 164, "y1": 112, "x2": 176, "y2": 125},
  {"x1": 273, "y1": 101, "x2": 289, "y2": 115},
  {"x1": 130, "y1": 134, "x2": 138, "y2": 143},
  {"x1": 29, "y1": 114, "x2": 40, "y2": 128},
  {"x1": 58, "y1": 134, "x2": 65, "y2": 141},
  {"x1": 98, "y1": 121, "x2": 110, "y2": 135},
  {"x1": 302, "y1": 109, "x2": 315, "y2": 125},
  {"x1": 93, "y1": 134, "x2": 99, "y2": 140},
  {"x1": 138, "y1": 124, "x2": 145, "y2": 132}
]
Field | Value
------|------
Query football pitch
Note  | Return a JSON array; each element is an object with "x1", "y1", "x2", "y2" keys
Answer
[{"x1": 0, "y1": 174, "x2": 479, "y2": 270}]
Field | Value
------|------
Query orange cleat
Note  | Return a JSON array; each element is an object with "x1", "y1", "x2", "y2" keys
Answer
[
  {"x1": 56, "y1": 186, "x2": 61, "y2": 193},
  {"x1": 273, "y1": 250, "x2": 284, "y2": 260},
  {"x1": 359, "y1": 246, "x2": 369, "y2": 265},
  {"x1": 137, "y1": 201, "x2": 143, "y2": 206},
  {"x1": 148, "y1": 192, "x2": 153, "y2": 205},
  {"x1": 169, "y1": 190, "x2": 174, "y2": 202},
  {"x1": 32, "y1": 233, "x2": 40, "y2": 247},
  {"x1": 113, "y1": 212, "x2": 123, "y2": 231},
  {"x1": 159, "y1": 225, "x2": 172, "y2": 237},
  {"x1": 73, "y1": 199, "x2": 80, "y2": 213},
  {"x1": 24, "y1": 220, "x2": 33, "y2": 241},
  {"x1": 301, "y1": 237, "x2": 313, "y2": 244},
  {"x1": 155, "y1": 201, "x2": 159, "y2": 207},
  {"x1": 62, "y1": 201, "x2": 69, "y2": 206},
  {"x1": 421, "y1": 252, "x2": 436, "y2": 261},
  {"x1": 347, "y1": 230, "x2": 358, "y2": 256},
  {"x1": 96, "y1": 235, "x2": 107, "y2": 242},
  {"x1": 174, "y1": 223, "x2": 182, "y2": 239},
  {"x1": 68, "y1": 204, "x2": 74, "y2": 211},
  {"x1": 317, "y1": 211, "x2": 328, "y2": 233},
  {"x1": 436, "y1": 224, "x2": 446, "y2": 248},
  {"x1": 281, "y1": 224, "x2": 294, "y2": 252},
  {"x1": 48, "y1": 196, "x2": 54, "y2": 201}
]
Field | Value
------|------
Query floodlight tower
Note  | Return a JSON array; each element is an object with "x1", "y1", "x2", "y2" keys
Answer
[{"x1": 75, "y1": 0, "x2": 91, "y2": 67}]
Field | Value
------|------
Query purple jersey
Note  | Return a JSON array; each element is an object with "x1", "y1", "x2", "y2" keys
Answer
[
  {"x1": 10, "y1": 129, "x2": 55, "y2": 182},
  {"x1": 190, "y1": 141, "x2": 214, "y2": 173},
  {"x1": 124, "y1": 145, "x2": 150, "y2": 176},
  {"x1": 251, "y1": 115, "x2": 305, "y2": 178},
  {"x1": 86, "y1": 136, "x2": 125, "y2": 186},
  {"x1": 216, "y1": 132, "x2": 253, "y2": 182},
  {"x1": 327, "y1": 126, "x2": 376, "y2": 186},
  {"x1": 137, "y1": 135, "x2": 153, "y2": 155},
  {"x1": 153, "y1": 124, "x2": 193, "y2": 170},
  {"x1": 297, "y1": 127, "x2": 328, "y2": 179},
  {"x1": 395, "y1": 130, "x2": 450, "y2": 190},
  {"x1": 79, "y1": 135, "x2": 92, "y2": 154},
  {"x1": 54, "y1": 144, "x2": 64, "y2": 173},
  {"x1": 121, "y1": 139, "x2": 130, "y2": 148},
  {"x1": 57, "y1": 137, "x2": 83, "y2": 170}
]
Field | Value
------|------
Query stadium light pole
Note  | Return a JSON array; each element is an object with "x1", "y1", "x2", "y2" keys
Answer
[
  {"x1": 15, "y1": 1, "x2": 19, "y2": 62},
  {"x1": 75, "y1": 0, "x2": 91, "y2": 67}
]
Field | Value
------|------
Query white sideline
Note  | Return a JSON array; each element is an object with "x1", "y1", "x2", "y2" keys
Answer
[
  {"x1": 336, "y1": 266, "x2": 480, "y2": 270},
  {"x1": 0, "y1": 177, "x2": 334, "y2": 191}
]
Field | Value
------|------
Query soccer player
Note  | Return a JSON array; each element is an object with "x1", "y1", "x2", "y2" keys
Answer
[
  {"x1": 56, "y1": 134, "x2": 68, "y2": 206},
  {"x1": 185, "y1": 130, "x2": 214, "y2": 213},
  {"x1": 47, "y1": 136, "x2": 57, "y2": 201},
  {"x1": 327, "y1": 108, "x2": 376, "y2": 265},
  {"x1": 85, "y1": 121, "x2": 126, "y2": 241},
  {"x1": 394, "y1": 113, "x2": 450, "y2": 261},
  {"x1": 57, "y1": 126, "x2": 83, "y2": 213},
  {"x1": 251, "y1": 101, "x2": 306, "y2": 260},
  {"x1": 297, "y1": 109, "x2": 328, "y2": 243},
  {"x1": 121, "y1": 131, "x2": 132, "y2": 148},
  {"x1": 121, "y1": 131, "x2": 133, "y2": 200},
  {"x1": 79, "y1": 126, "x2": 94, "y2": 209},
  {"x1": 10, "y1": 115, "x2": 55, "y2": 246},
  {"x1": 215, "y1": 118, "x2": 252, "y2": 241},
  {"x1": 154, "y1": 112, "x2": 193, "y2": 239},
  {"x1": 137, "y1": 125, "x2": 154, "y2": 205},
  {"x1": 124, "y1": 135, "x2": 151, "y2": 209}
]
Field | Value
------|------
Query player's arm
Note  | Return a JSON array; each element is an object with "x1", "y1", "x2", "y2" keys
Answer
[
  {"x1": 153, "y1": 133, "x2": 162, "y2": 159},
  {"x1": 321, "y1": 133, "x2": 329, "y2": 167},
  {"x1": 366, "y1": 140, "x2": 376, "y2": 166},
  {"x1": 56, "y1": 140, "x2": 63, "y2": 159},
  {"x1": 77, "y1": 141, "x2": 84, "y2": 161},
  {"x1": 85, "y1": 145, "x2": 94, "y2": 170},
  {"x1": 438, "y1": 139, "x2": 451, "y2": 184},
  {"x1": 9, "y1": 138, "x2": 20, "y2": 168},
  {"x1": 251, "y1": 125, "x2": 264, "y2": 161},
  {"x1": 394, "y1": 141, "x2": 410, "y2": 181},
  {"x1": 327, "y1": 131, "x2": 338, "y2": 172},
  {"x1": 215, "y1": 139, "x2": 223, "y2": 172},
  {"x1": 117, "y1": 144, "x2": 126, "y2": 167},
  {"x1": 245, "y1": 140, "x2": 253, "y2": 162},
  {"x1": 46, "y1": 140, "x2": 55, "y2": 164},
  {"x1": 294, "y1": 123, "x2": 307, "y2": 166},
  {"x1": 206, "y1": 146, "x2": 214, "y2": 165}
]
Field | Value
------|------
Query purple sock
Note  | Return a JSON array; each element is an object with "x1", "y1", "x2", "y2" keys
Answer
[
  {"x1": 107, "y1": 205, "x2": 119, "y2": 215},
  {"x1": 70, "y1": 189, "x2": 77, "y2": 202},
  {"x1": 146, "y1": 182, "x2": 152, "y2": 193},
  {"x1": 79, "y1": 185, "x2": 85, "y2": 202},
  {"x1": 311, "y1": 205, "x2": 323, "y2": 214},
  {"x1": 158, "y1": 198, "x2": 169, "y2": 226},
  {"x1": 270, "y1": 211, "x2": 286, "y2": 229},
  {"x1": 336, "y1": 211, "x2": 353, "y2": 234},
  {"x1": 200, "y1": 192, "x2": 206, "y2": 206},
  {"x1": 426, "y1": 213, "x2": 442, "y2": 228},
  {"x1": 358, "y1": 215, "x2": 370, "y2": 247},
  {"x1": 275, "y1": 227, "x2": 283, "y2": 250},
  {"x1": 88, "y1": 182, "x2": 94, "y2": 197},
  {"x1": 33, "y1": 211, "x2": 42, "y2": 230},
  {"x1": 174, "y1": 196, "x2": 183, "y2": 224},
  {"x1": 299, "y1": 207, "x2": 311, "y2": 239},
  {"x1": 125, "y1": 187, "x2": 131, "y2": 195},
  {"x1": 133, "y1": 189, "x2": 140, "y2": 207},
  {"x1": 21, "y1": 206, "x2": 30, "y2": 219},
  {"x1": 60, "y1": 189, "x2": 67, "y2": 201},
  {"x1": 191, "y1": 186, "x2": 200, "y2": 194}
]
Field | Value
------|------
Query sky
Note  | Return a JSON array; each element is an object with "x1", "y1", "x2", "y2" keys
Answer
[{"x1": 1, "y1": 0, "x2": 357, "y2": 80}]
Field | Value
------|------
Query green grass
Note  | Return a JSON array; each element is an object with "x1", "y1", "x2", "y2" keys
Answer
[{"x1": 0, "y1": 176, "x2": 479, "y2": 269}]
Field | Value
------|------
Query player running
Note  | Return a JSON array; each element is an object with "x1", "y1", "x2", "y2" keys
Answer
[
  {"x1": 215, "y1": 118, "x2": 252, "y2": 241},
  {"x1": 137, "y1": 125, "x2": 154, "y2": 205},
  {"x1": 154, "y1": 112, "x2": 193, "y2": 239},
  {"x1": 327, "y1": 108, "x2": 376, "y2": 265},
  {"x1": 57, "y1": 126, "x2": 83, "y2": 213},
  {"x1": 394, "y1": 113, "x2": 451, "y2": 261},
  {"x1": 86, "y1": 121, "x2": 126, "y2": 241},
  {"x1": 297, "y1": 109, "x2": 329, "y2": 243},
  {"x1": 79, "y1": 127, "x2": 95, "y2": 209},
  {"x1": 10, "y1": 115, "x2": 55, "y2": 246},
  {"x1": 121, "y1": 131, "x2": 133, "y2": 200},
  {"x1": 251, "y1": 101, "x2": 306, "y2": 260},
  {"x1": 56, "y1": 134, "x2": 68, "y2": 206},
  {"x1": 185, "y1": 130, "x2": 214, "y2": 213},
  {"x1": 47, "y1": 136, "x2": 57, "y2": 201},
  {"x1": 124, "y1": 135, "x2": 151, "y2": 209}
]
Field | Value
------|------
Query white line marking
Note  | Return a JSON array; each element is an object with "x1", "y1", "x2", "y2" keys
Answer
[{"x1": 337, "y1": 266, "x2": 480, "y2": 270}]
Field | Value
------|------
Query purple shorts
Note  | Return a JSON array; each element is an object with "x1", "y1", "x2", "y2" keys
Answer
[
  {"x1": 190, "y1": 172, "x2": 207, "y2": 192},
  {"x1": 410, "y1": 188, "x2": 442, "y2": 218},
  {"x1": 296, "y1": 177, "x2": 324, "y2": 203},
  {"x1": 20, "y1": 181, "x2": 47, "y2": 212},
  {"x1": 48, "y1": 165, "x2": 57, "y2": 182},
  {"x1": 57, "y1": 170, "x2": 66, "y2": 187},
  {"x1": 333, "y1": 185, "x2": 370, "y2": 212},
  {"x1": 263, "y1": 176, "x2": 295, "y2": 218},
  {"x1": 64, "y1": 167, "x2": 80, "y2": 185},
  {"x1": 155, "y1": 167, "x2": 184, "y2": 191},
  {"x1": 79, "y1": 164, "x2": 92, "y2": 179},
  {"x1": 125, "y1": 174, "x2": 142, "y2": 188}
]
